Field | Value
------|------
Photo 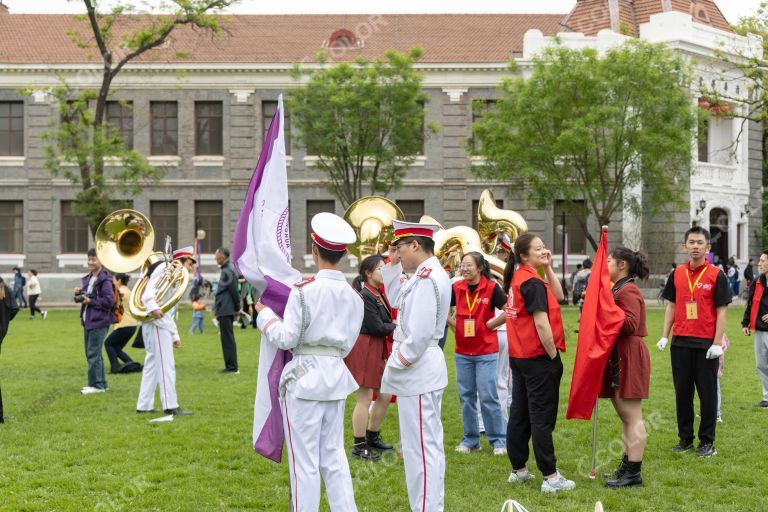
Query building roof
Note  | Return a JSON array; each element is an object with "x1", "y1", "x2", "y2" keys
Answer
[
  {"x1": 563, "y1": 0, "x2": 732, "y2": 36},
  {"x1": 0, "y1": 13, "x2": 565, "y2": 65}
]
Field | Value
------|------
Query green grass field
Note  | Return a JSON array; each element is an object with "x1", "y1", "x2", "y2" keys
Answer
[{"x1": 1, "y1": 306, "x2": 767, "y2": 511}]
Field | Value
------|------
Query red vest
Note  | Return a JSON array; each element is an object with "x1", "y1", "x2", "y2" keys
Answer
[
  {"x1": 672, "y1": 263, "x2": 720, "y2": 340},
  {"x1": 505, "y1": 265, "x2": 566, "y2": 359},
  {"x1": 750, "y1": 277, "x2": 765, "y2": 330},
  {"x1": 453, "y1": 276, "x2": 499, "y2": 355}
]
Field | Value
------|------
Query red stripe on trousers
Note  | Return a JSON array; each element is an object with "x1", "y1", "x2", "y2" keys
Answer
[
  {"x1": 419, "y1": 394, "x2": 427, "y2": 512},
  {"x1": 284, "y1": 400, "x2": 299, "y2": 512}
]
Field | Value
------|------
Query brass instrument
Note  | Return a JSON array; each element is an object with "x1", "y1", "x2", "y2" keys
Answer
[
  {"x1": 477, "y1": 189, "x2": 528, "y2": 254},
  {"x1": 95, "y1": 209, "x2": 189, "y2": 321},
  {"x1": 343, "y1": 197, "x2": 405, "y2": 259}
]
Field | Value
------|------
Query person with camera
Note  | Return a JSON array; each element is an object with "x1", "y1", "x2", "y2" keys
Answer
[{"x1": 75, "y1": 249, "x2": 115, "y2": 395}]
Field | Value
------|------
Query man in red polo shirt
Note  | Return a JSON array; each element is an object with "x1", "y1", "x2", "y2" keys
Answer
[{"x1": 658, "y1": 226, "x2": 730, "y2": 458}]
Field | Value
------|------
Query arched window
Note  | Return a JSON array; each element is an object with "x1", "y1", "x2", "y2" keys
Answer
[
  {"x1": 328, "y1": 29, "x2": 357, "y2": 49},
  {"x1": 690, "y1": 1, "x2": 710, "y2": 23},
  {"x1": 709, "y1": 207, "x2": 729, "y2": 265}
]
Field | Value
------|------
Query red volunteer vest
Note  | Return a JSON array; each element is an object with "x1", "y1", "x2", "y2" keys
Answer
[
  {"x1": 453, "y1": 275, "x2": 499, "y2": 355},
  {"x1": 505, "y1": 265, "x2": 566, "y2": 359},
  {"x1": 750, "y1": 277, "x2": 765, "y2": 330},
  {"x1": 672, "y1": 263, "x2": 719, "y2": 340}
]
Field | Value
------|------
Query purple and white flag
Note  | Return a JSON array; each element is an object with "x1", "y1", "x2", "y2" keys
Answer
[{"x1": 231, "y1": 95, "x2": 300, "y2": 463}]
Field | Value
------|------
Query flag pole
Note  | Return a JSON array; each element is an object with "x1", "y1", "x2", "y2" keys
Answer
[{"x1": 589, "y1": 400, "x2": 598, "y2": 479}]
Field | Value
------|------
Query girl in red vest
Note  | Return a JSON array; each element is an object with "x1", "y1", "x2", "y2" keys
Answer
[
  {"x1": 599, "y1": 246, "x2": 651, "y2": 488},
  {"x1": 447, "y1": 252, "x2": 508, "y2": 455},
  {"x1": 742, "y1": 250, "x2": 768, "y2": 409},
  {"x1": 502, "y1": 233, "x2": 575, "y2": 493}
]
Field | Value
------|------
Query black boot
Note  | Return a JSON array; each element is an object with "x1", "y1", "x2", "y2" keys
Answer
[
  {"x1": 606, "y1": 461, "x2": 643, "y2": 488},
  {"x1": 366, "y1": 430, "x2": 393, "y2": 451},
  {"x1": 351, "y1": 441, "x2": 381, "y2": 461},
  {"x1": 601, "y1": 454, "x2": 628, "y2": 479}
]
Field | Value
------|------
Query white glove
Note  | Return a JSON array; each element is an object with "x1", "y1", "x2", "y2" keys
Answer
[
  {"x1": 656, "y1": 337, "x2": 669, "y2": 351},
  {"x1": 706, "y1": 344, "x2": 724, "y2": 360}
]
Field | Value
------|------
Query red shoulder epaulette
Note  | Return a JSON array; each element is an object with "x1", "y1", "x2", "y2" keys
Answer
[
  {"x1": 417, "y1": 267, "x2": 433, "y2": 279},
  {"x1": 294, "y1": 277, "x2": 316, "y2": 287}
]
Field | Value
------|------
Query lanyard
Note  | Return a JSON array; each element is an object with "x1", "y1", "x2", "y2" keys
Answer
[
  {"x1": 465, "y1": 288, "x2": 481, "y2": 317},
  {"x1": 686, "y1": 264, "x2": 708, "y2": 298}
]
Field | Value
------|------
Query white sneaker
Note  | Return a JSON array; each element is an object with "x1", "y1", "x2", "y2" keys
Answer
[
  {"x1": 42, "y1": 310, "x2": 48, "y2": 320},
  {"x1": 493, "y1": 447, "x2": 507, "y2": 456},
  {"x1": 717, "y1": 416, "x2": 723, "y2": 423},
  {"x1": 454, "y1": 444, "x2": 479, "y2": 454},
  {"x1": 507, "y1": 468, "x2": 535, "y2": 484},
  {"x1": 541, "y1": 472, "x2": 576, "y2": 493},
  {"x1": 80, "y1": 387, "x2": 106, "y2": 395}
]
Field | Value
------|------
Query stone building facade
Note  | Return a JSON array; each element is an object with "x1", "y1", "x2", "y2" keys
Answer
[{"x1": 0, "y1": 2, "x2": 762, "y2": 299}]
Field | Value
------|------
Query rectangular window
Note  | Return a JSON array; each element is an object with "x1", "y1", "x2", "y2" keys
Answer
[
  {"x1": 262, "y1": 100, "x2": 291, "y2": 156},
  {"x1": 195, "y1": 101, "x2": 223, "y2": 155},
  {"x1": 61, "y1": 201, "x2": 90, "y2": 253},
  {"x1": 472, "y1": 100, "x2": 497, "y2": 153},
  {"x1": 150, "y1": 101, "x2": 178, "y2": 155},
  {"x1": 554, "y1": 200, "x2": 587, "y2": 255},
  {"x1": 150, "y1": 201, "x2": 179, "y2": 249},
  {"x1": 698, "y1": 117, "x2": 709, "y2": 163},
  {"x1": 471, "y1": 198, "x2": 503, "y2": 231},
  {"x1": 396, "y1": 200, "x2": 425, "y2": 223},
  {"x1": 0, "y1": 101, "x2": 23, "y2": 156},
  {"x1": 106, "y1": 101, "x2": 134, "y2": 150},
  {"x1": 0, "y1": 201, "x2": 23, "y2": 253},
  {"x1": 195, "y1": 200, "x2": 222, "y2": 253},
  {"x1": 306, "y1": 200, "x2": 335, "y2": 252}
]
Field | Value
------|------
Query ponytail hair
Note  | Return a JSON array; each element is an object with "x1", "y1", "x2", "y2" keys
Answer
[
  {"x1": 355, "y1": 254, "x2": 385, "y2": 292},
  {"x1": 610, "y1": 246, "x2": 650, "y2": 280},
  {"x1": 503, "y1": 232, "x2": 540, "y2": 292},
  {"x1": 462, "y1": 251, "x2": 492, "y2": 281}
]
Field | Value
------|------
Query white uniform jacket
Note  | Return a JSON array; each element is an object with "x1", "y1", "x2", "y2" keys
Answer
[
  {"x1": 380, "y1": 256, "x2": 451, "y2": 397},
  {"x1": 141, "y1": 261, "x2": 180, "y2": 340},
  {"x1": 257, "y1": 269, "x2": 363, "y2": 401}
]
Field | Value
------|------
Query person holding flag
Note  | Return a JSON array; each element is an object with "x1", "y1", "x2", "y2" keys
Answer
[
  {"x1": 598, "y1": 246, "x2": 651, "y2": 488},
  {"x1": 502, "y1": 232, "x2": 575, "y2": 493},
  {"x1": 741, "y1": 250, "x2": 768, "y2": 408},
  {"x1": 658, "y1": 226, "x2": 730, "y2": 458},
  {"x1": 381, "y1": 220, "x2": 451, "y2": 512},
  {"x1": 255, "y1": 212, "x2": 363, "y2": 512}
]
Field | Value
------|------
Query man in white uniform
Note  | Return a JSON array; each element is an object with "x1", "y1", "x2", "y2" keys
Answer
[
  {"x1": 381, "y1": 220, "x2": 451, "y2": 512},
  {"x1": 136, "y1": 247, "x2": 195, "y2": 416},
  {"x1": 255, "y1": 212, "x2": 363, "y2": 512}
]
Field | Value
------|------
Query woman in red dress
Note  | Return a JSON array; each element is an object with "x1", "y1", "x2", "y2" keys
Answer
[
  {"x1": 345, "y1": 254, "x2": 396, "y2": 460},
  {"x1": 600, "y1": 246, "x2": 651, "y2": 488}
]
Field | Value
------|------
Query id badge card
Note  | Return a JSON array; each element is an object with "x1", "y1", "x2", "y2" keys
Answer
[
  {"x1": 686, "y1": 301, "x2": 698, "y2": 320},
  {"x1": 464, "y1": 318, "x2": 476, "y2": 337}
]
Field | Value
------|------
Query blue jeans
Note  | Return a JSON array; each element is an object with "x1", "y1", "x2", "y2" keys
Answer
[
  {"x1": 455, "y1": 353, "x2": 507, "y2": 448},
  {"x1": 190, "y1": 315, "x2": 204, "y2": 334},
  {"x1": 84, "y1": 327, "x2": 108, "y2": 389}
]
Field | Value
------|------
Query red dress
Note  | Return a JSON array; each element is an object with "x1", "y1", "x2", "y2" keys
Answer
[{"x1": 599, "y1": 280, "x2": 650, "y2": 399}]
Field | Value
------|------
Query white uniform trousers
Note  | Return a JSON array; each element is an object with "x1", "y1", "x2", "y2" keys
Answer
[
  {"x1": 496, "y1": 331, "x2": 511, "y2": 422},
  {"x1": 755, "y1": 330, "x2": 768, "y2": 401},
  {"x1": 398, "y1": 390, "x2": 445, "y2": 512},
  {"x1": 136, "y1": 323, "x2": 178, "y2": 411},
  {"x1": 280, "y1": 392, "x2": 357, "y2": 512}
]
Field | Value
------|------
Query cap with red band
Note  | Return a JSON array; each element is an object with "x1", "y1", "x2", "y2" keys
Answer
[
  {"x1": 392, "y1": 219, "x2": 440, "y2": 240},
  {"x1": 310, "y1": 212, "x2": 356, "y2": 252},
  {"x1": 172, "y1": 246, "x2": 196, "y2": 262}
]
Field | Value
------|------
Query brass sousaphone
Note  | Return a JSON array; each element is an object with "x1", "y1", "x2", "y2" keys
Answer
[
  {"x1": 343, "y1": 196, "x2": 406, "y2": 259},
  {"x1": 95, "y1": 209, "x2": 189, "y2": 321}
]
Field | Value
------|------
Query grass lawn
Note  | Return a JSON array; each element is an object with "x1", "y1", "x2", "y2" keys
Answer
[{"x1": 1, "y1": 306, "x2": 767, "y2": 511}]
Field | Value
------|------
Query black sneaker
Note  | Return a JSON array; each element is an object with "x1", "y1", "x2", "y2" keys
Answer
[
  {"x1": 606, "y1": 472, "x2": 643, "y2": 488},
  {"x1": 221, "y1": 368, "x2": 240, "y2": 374},
  {"x1": 164, "y1": 408, "x2": 194, "y2": 416},
  {"x1": 366, "y1": 431, "x2": 393, "y2": 451},
  {"x1": 351, "y1": 443, "x2": 380, "y2": 461},
  {"x1": 756, "y1": 400, "x2": 768, "y2": 408},
  {"x1": 672, "y1": 441, "x2": 694, "y2": 453},
  {"x1": 601, "y1": 458, "x2": 628, "y2": 479},
  {"x1": 696, "y1": 443, "x2": 717, "y2": 458}
]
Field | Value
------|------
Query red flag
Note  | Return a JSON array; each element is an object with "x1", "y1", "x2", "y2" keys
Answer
[{"x1": 566, "y1": 227, "x2": 626, "y2": 420}]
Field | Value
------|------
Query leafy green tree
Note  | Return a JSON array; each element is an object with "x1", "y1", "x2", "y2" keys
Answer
[
  {"x1": 288, "y1": 47, "x2": 436, "y2": 208},
  {"x1": 35, "y1": 0, "x2": 235, "y2": 235},
  {"x1": 473, "y1": 40, "x2": 696, "y2": 250}
]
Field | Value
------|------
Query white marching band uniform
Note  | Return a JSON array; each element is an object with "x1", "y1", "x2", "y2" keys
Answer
[
  {"x1": 137, "y1": 260, "x2": 182, "y2": 412},
  {"x1": 381, "y1": 255, "x2": 451, "y2": 512},
  {"x1": 257, "y1": 212, "x2": 364, "y2": 512}
]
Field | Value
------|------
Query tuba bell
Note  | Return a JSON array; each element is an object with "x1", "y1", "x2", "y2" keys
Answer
[
  {"x1": 95, "y1": 209, "x2": 189, "y2": 321},
  {"x1": 344, "y1": 197, "x2": 405, "y2": 259},
  {"x1": 477, "y1": 189, "x2": 528, "y2": 254}
]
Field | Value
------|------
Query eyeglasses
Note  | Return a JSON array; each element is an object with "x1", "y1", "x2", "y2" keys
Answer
[{"x1": 394, "y1": 241, "x2": 411, "y2": 251}]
